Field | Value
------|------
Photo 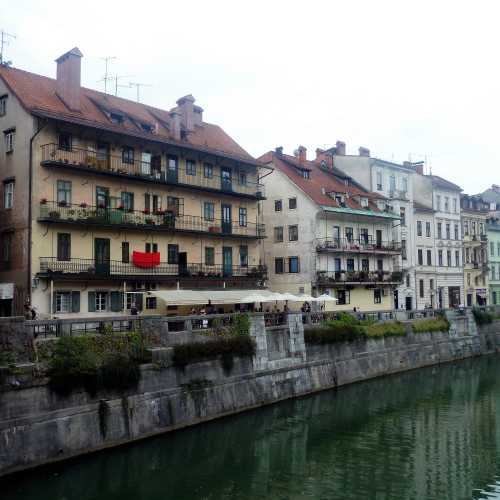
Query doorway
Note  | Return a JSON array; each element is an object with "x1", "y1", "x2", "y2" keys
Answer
[
  {"x1": 94, "y1": 238, "x2": 110, "y2": 276},
  {"x1": 221, "y1": 204, "x2": 232, "y2": 235},
  {"x1": 222, "y1": 247, "x2": 233, "y2": 277},
  {"x1": 178, "y1": 252, "x2": 188, "y2": 276},
  {"x1": 405, "y1": 296, "x2": 412, "y2": 311},
  {"x1": 393, "y1": 290, "x2": 399, "y2": 310},
  {"x1": 448, "y1": 286, "x2": 460, "y2": 308},
  {"x1": 221, "y1": 167, "x2": 232, "y2": 192}
]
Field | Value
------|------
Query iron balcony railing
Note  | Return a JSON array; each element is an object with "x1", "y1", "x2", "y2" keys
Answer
[
  {"x1": 39, "y1": 257, "x2": 267, "y2": 279},
  {"x1": 41, "y1": 143, "x2": 265, "y2": 199},
  {"x1": 316, "y1": 237, "x2": 401, "y2": 253},
  {"x1": 316, "y1": 270, "x2": 403, "y2": 285},
  {"x1": 38, "y1": 201, "x2": 265, "y2": 239}
]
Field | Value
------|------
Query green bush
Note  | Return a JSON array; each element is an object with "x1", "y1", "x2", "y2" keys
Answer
[
  {"x1": 172, "y1": 336, "x2": 256, "y2": 369},
  {"x1": 48, "y1": 332, "x2": 148, "y2": 396},
  {"x1": 412, "y1": 317, "x2": 450, "y2": 333},
  {"x1": 365, "y1": 321, "x2": 406, "y2": 338},
  {"x1": 472, "y1": 307, "x2": 493, "y2": 325},
  {"x1": 231, "y1": 314, "x2": 250, "y2": 336}
]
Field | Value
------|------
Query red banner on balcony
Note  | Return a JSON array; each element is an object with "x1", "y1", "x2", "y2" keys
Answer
[{"x1": 132, "y1": 251, "x2": 160, "y2": 268}]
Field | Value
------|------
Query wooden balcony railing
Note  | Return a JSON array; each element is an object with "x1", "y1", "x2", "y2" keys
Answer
[
  {"x1": 39, "y1": 257, "x2": 267, "y2": 280},
  {"x1": 316, "y1": 238, "x2": 401, "y2": 254},
  {"x1": 41, "y1": 143, "x2": 265, "y2": 199},
  {"x1": 38, "y1": 201, "x2": 265, "y2": 239}
]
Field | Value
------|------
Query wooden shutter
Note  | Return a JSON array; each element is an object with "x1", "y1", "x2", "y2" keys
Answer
[
  {"x1": 110, "y1": 291, "x2": 123, "y2": 312},
  {"x1": 88, "y1": 291, "x2": 96, "y2": 312},
  {"x1": 135, "y1": 293, "x2": 143, "y2": 311},
  {"x1": 71, "y1": 291, "x2": 80, "y2": 313}
]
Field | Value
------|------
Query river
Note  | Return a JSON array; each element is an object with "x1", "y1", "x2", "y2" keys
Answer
[{"x1": 3, "y1": 355, "x2": 500, "y2": 500}]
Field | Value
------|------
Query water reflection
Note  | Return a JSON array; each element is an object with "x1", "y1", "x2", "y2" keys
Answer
[{"x1": 4, "y1": 356, "x2": 500, "y2": 500}]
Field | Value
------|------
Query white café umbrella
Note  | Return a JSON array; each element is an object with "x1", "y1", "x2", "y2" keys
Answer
[{"x1": 316, "y1": 293, "x2": 338, "y2": 302}]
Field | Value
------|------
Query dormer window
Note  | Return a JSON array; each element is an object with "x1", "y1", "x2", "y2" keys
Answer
[
  {"x1": 110, "y1": 112, "x2": 124, "y2": 124},
  {"x1": 344, "y1": 179, "x2": 349, "y2": 186},
  {"x1": 140, "y1": 122, "x2": 153, "y2": 133},
  {"x1": 360, "y1": 197, "x2": 369, "y2": 208},
  {"x1": 302, "y1": 170, "x2": 310, "y2": 179}
]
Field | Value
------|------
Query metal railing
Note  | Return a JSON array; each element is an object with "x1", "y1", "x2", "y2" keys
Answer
[
  {"x1": 316, "y1": 237, "x2": 401, "y2": 253},
  {"x1": 38, "y1": 201, "x2": 265, "y2": 238},
  {"x1": 316, "y1": 270, "x2": 403, "y2": 284},
  {"x1": 39, "y1": 257, "x2": 267, "y2": 279},
  {"x1": 41, "y1": 144, "x2": 265, "y2": 198}
]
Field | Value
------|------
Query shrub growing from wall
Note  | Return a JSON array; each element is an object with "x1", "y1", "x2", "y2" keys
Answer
[{"x1": 412, "y1": 317, "x2": 450, "y2": 333}]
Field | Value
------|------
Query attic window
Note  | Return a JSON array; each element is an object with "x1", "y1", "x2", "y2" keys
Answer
[
  {"x1": 140, "y1": 122, "x2": 154, "y2": 133},
  {"x1": 334, "y1": 194, "x2": 345, "y2": 207},
  {"x1": 377, "y1": 200, "x2": 386, "y2": 211},
  {"x1": 0, "y1": 94, "x2": 7, "y2": 116},
  {"x1": 110, "y1": 112, "x2": 124, "y2": 124},
  {"x1": 320, "y1": 160, "x2": 327, "y2": 168},
  {"x1": 360, "y1": 197, "x2": 369, "y2": 208},
  {"x1": 344, "y1": 179, "x2": 349, "y2": 186},
  {"x1": 302, "y1": 170, "x2": 310, "y2": 179}
]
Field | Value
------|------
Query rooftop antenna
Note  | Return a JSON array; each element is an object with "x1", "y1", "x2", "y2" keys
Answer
[
  {"x1": 129, "y1": 82, "x2": 152, "y2": 103},
  {"x1": 0, "y1": 30, "x2": 16, "y2": 66},
  {"x1": 98, "y1": 56, "x2": 116, "y2": 94},
  {"x1": 112, "y1": 74, "x2": 134, "y2": 97}
]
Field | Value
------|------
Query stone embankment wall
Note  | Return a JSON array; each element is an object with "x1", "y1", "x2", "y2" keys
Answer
[{"x1": 0, "y1": 311, "x2": 498, "y2": 477}]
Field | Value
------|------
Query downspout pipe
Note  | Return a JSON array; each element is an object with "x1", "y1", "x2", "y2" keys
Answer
[{"x1": 27, "y1": 118, "x2": 48, "y2": 305}]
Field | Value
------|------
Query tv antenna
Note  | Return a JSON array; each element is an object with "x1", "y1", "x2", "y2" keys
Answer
[
  {"x1": 129, "y1": 82, "x2": 152, "y2": 102},
  {"x1": 98, "y1": 56, "x2": 116, "y2": 94},
  {"x1": 0, "y1": 30, "x2": 16, "y2": 66},
  {"x1": 112, "y1": 74, "x2": 134, "y2": 97}
]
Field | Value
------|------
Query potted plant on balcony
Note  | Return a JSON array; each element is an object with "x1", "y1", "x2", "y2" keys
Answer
[
  {"x1": 79, "y1": 202, "x2": 87, "y2": 208},
  {"x1": 40, "y1": 198, "x2": 47, "y2": 205},
  {"x1": 48, "y1": 210, "x2": 60, "y2": 219},
  {"x1": 58, "y1": 200, "x2": 67, "y2": 207}
]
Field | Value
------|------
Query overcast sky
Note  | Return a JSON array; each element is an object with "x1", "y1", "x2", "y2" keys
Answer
[{"x1": 2, "y1": 0, "x2": 498, "y2": 193}]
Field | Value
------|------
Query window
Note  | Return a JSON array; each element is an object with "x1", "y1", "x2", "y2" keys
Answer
[
  {"x1": 275, "y1": 257, "x2": 284, "y2": 274},
  {"x1": 168, "y1": 244, "x2": 179, "y2": 264},
  {"x1": 374, "y1": 288, "x2": 382, "y2": 304},
  {"x1": 361, "y1": 258, "x2": 369, "y2": 271},
  {"x1": 453, "y1": 198, "x2": 457, "y2": 213},
  {"x1": 377, "y1": 259, "x2": 383, "y2": 271},
  {"x1": 0, "y1": 95, "x2": 7, "y2": 116},
  {"x1": 401, "y1": 239, "x2": 407, "y2": 260},
  {"x1": 417, "y1": 221, "x2": 422, "y2": 236},
  {"x1": 447, "y1": 250, "x2": 452, "y2": 267},
  {"x1": 347, "y1": 258, "x2": 355, "y2": 271},
  {"x1": 430, "y1": 279, "x2": 434, "y2": 290},
  {"x1": 186, "y1": 159, "x2": 196, "y2": 176},
  {"x1": 446, "y1": 224, "x2": 450, "y2": 240},
  {"x1": 400, "y1": 207, "x2": 406, "y2": 226},
  {"x1": 418, "y1": 249, "x2": 423, "y2": 265},
  {"x1": 122, "y1": 146, "x2": 134, "y2": 165},
  {"x1": 401, "y1": 177, "x2": 408, "y2": 193},
  {"x1": 406, "y1": 274, "x2": 411, "y2": 287},
  {"x1": 240, "y1": 245, "x2": 248, "y2": 267},
  {"x1": 436, "y1": 195, "x2": 441, "y2": 211},
  {"x1": 389, "y1": 175, "x2": 396, "y2": 192},
  {"x1": 55, "y1": 291, "x2": 72, "y2": 313},
  {"x1": 419, "y1": 280, "x2": 424, "y2": 298},
  {"x1": 239, "y1": 207, "x2": 247, "y2": 227},
  {"x1": 288, "y1": 197, "x2": 297, "y2": 210},
  {"x1": 122, "y1": 242, "x2": 129, "y2": 263},
  {"x1": 466, "y1": 247, "x2": 470, "y2": 263},
  {"x1": 1, "y1": 231, "x2": 12, "y2": 265},
  {"x1": 205, "y1": 247, "x2": 215, "y2": 266},
  {"x1": 376, "y1": 171, "x2": 383, "y2": 191},
  {"x1": 95, "y1": 292, "x2": 108, "y2": 312},
  {"x1": 337, "y1": 289, "x2": 350, "y2": 305},
  {"x1": 426, "y1": 222, "x2": 431, "y2": 237},
  {"x1": 345, "y1": 227, "x2": 354, "y2": 242},
  {"x1": 3, "y1": 181, "x2": 13, "y2": 209},
  {"x1": 497, "y1": 242, "x2": 500, "y2": 256},
  {"x1": 4, "y1": 129, "x2": 14, "y2": 153},
  {"x1": 167, "y1": 196, "x2": 183, "y2": 216},
  {"x1": 491, "y1": 241, "x2": 495, "y2": 256},
  {"x1": 203, "y1": 163, "x2": 213, "y2": 178},
  {"x1": 427, "y1": 250, "x2": 432, "y2": 266},
  {"x1": 492, "y1": 265, "x2": 496, "y2": 281},
  {"x1": 438, "y1": 250, "x2": 443, "y2": 266},
  {"x1": 203, "y1": 202, "x2": 214, "y2": 221},
  {"x1": 288, "y1": 256, "x2": 300, "y2": 273},
  {"x1": 480, "y1": 223, "x2": 484, "y2": 235},
  {"x1": 472, "y1": 221, "x2": 476, "y2": 235},
  {"x1": 57, "y1": 233, "x2": 71, "y2": 261},
  {"x1": 437, "y1": 223, "x2": 442, "y2": 239},
  {"x1": 274, "y1": 200, "x2": 282, "y2": 212},
  {"x1": 334, "y1": 258, "x2": 341, "y2": 272},
  {"x1": 274, "y1": 226, "x2": 283, "y2": 242},
  {"x1": 121, "y1": 192, "x2": 134, "y2": 211},
  {"x1": 146, "y1": 296, "x2": 157, "y2": 310},
  {"x1": 288, "y1": 225, "x2": 298, "y2": 241},
  {"x1": 444, "y1": 196, "x2": 449, "y2": 212},
  {"x1": 302, "y1": 170, "x2": 310, "y2": 179},
  {"x1": 455, "y1": 250, "x2": 460, "y2": 267},
  {"x1": 145, "y1": 242, "x2": 158, "y2": 253},
  {"x1": 454, "y1": 224, "x2": 459, "y2": 240},
  {"x1": 239, "y1": 172, "x2": 247, "y2": 186},
  {"x1": 494, "y1": 291, "x2": 498, "y2": 304},
  {"x1": 57, "y1": 180, "x2": 72, "y2": 205},
  {"x1": 58, "y1": 132, "x2": 72, "y2": 151},
  {"x1": 360, "y1": 197, "x2": 369, "y2": 208},
  {"x1": 359, "y1": 228, "x2": 369, "y2": 244}
]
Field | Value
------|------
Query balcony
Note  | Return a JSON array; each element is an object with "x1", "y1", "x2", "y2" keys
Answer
[
  {"x1": 40, "y1": 144, "x2": 265, "y2": 199},
  {"x1": 316, "y1": 270, "x2": 403, "y2": 286},
  {"x1": 38, "y1": 201, "x2": 265, "y2": 239},
  {"x1": 38, "y1": 257, "x2": 267, "y2": 283},
  {"x1": 316, "y1": 238, "x2": 401, "y2": 254}
]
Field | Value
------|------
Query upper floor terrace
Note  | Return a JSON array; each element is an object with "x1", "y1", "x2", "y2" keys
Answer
[
  {"x1": 40, "y1": 143, "x2": 265, "y2": 200},
  {"x1": 316, "y1": 237, "x2": 401, "y2": 255}
]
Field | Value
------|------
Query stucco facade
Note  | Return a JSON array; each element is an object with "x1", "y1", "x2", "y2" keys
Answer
[{"x1": 487, "y1": 219, "x2": 500, "y2": 305}]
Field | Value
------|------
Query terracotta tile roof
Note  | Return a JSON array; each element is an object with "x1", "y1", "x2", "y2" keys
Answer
[
  {"x1": 0, "y1": 65, "x2": 257, "y2": 165},
  {"x1": 259, "y1": 151, "x2": 387, "y2": 213}
]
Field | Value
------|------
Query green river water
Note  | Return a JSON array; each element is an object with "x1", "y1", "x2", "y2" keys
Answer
[{"x1": 4, "y1": 355, "x2": 500, "y2": 499}]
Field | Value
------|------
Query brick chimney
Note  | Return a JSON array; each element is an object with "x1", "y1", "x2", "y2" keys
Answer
[
  {"x1": 170, "y1": 109, "x2": 182, "y2": 141},
  {"x1": 55, "y1": 47, "x2": 83, "y2": 112},
  {"x1": 297, "y1": 145, "x2": 307, "y2": 163},
  {"x1": 335, "y1": 141, "x2": 346, "y2": 156},
  {"x1": 275, "y1": 146, "x2": 283, "y2": 156},
  {"x1": 414, "y1": 163, "x2": 424, "y2": 175},
  {"x1": 316, "y1": 148, "x2": 333, "y2": 168},
  {"x1": 358, "y1": 146, "x2": 370, "y2": 157},
  {"x1": 193, "y1": 105, "x2": 204, "y2": 127},
  {"x1": 176, "y1": 94, "x2": 196, "y2": 132}
]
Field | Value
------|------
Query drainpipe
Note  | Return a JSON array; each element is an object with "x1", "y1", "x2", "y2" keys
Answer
[{"x1": 28, "y1": 118, "x2": 48, "y2": 307}]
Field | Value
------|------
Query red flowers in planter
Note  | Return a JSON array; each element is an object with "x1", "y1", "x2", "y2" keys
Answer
[
  {"x1": 143, "y1": 208, "x2": 150, "y2": 215},
  {"x1": 80, "y1": 202, "x2": 87, "y2": 208},
  {"x1": 40, "y1": 198, "x2": 47, "y2": 204},
  {"x1": 132, "y1": 251, "x2": 160, "y2": 268}
]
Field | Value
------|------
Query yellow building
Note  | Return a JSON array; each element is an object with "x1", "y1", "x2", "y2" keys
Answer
[{"x1": 0, "y1": 48, "x2": 266, "y2": 317}]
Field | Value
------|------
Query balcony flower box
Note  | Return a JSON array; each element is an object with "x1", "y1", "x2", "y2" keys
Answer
[
  {"x1": 40, "y1": 198, "x2": 48, "y2": 205},
  {"x1": 48, "y1": 210, "x2": 60, "y2": 219},
  {"x1": 208, "y1": 226, "x2": 221, "y2": 233},
  {"x1": 143, "y1": 209, "x2": 150, "y2": 215},
  {"x1": 58, "y1": 200, "x2": 68, "y2": 207},
  {"x1": 79, "y1": 202, "x2": 87, "y2": 208}
]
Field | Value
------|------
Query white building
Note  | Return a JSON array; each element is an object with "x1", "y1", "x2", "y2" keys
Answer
[{"x1": 258, "y1": 147, "x2": 402, "y2": 311}]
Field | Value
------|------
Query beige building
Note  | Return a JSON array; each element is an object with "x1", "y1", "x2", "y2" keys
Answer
[
  {"x1": 258, "y1": 147, "x2": 402, "y2": 311},
  {"x1": 0, "y1": 48, "x2": 266, "y2": 317}
]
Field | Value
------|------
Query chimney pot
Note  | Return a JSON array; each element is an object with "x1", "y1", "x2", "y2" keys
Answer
[
  {"x1": 335, "y1": 141, "x2": 346, "y2": 156},
  {"x1": 55, "y1": 47, "x2": 83, "y2": 112},
  {"x1": 275, "y1": 146, "x2": 283, "y2": 156},
  {"x1": 358, "y1": 146, "x2": 370, "y2": 157},
  {"x1": 297, "y1": 145, "x2": 307, "y2": 163},
  {"x1": 176, "y1": 94, "x2": 196, "y2": 132},
  {"x1": 170, "y1": 110, "x2": 182, "y2": 141}
]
